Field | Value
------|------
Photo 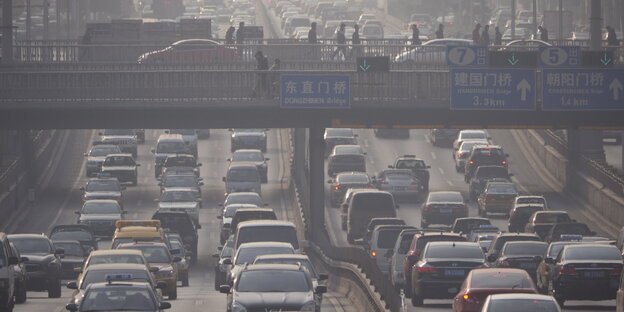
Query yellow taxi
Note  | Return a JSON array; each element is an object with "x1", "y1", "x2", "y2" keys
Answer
[{"x1": 111, "y1": 220, "x2": 168, "y2": 249}]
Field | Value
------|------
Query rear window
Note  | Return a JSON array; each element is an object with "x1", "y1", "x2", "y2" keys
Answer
[
  {"x1": 428, "y1": 192, "x2": 463, "y2": 203},
  {"x1": 564, "y1": 246, "x2": 622, "y2": 261},
  {"x1": 534, "y1": 213, "x2": 570, "y2": 223},
  {"x1": 227, "y1": 168, "x2": 259, "y2": 182},
  {"x1": 473, "y1": 148, "x2": 505, "y2": 158},
  {"x1": 416, "y1": 236, "x2": 466, "y2": 252},
  {"x1": 503, "y1": 243, "x2": 547, "y2": 256},
  {"x1": 486, "y1": 298, "x2": 559, "y2": 312},
  {"x1": 82, "y1": 270, "x2": 150, "y2": 289},
  {"x1": 487, "y1": 183, "x2": 516, "y2": 194},
  {"x1": 425, "y1": 244, "x2": 484, "y2": 259},
  {"x1": 157, "y1": 141, "x2": 186, "y2": 153},
  {"x1": 386, "y1": 173, "x2": 413, "y2": 180},
  {"x1": 553, "y1": 224, "x2": 591, "y2": 236},
  {"x1": 238, "y1": 226, "x2": 299, "y2": 249},
  {"x1": 517, "y1": 197, "x2": 546, "y2": 205},
  {"x1": 337, "y1": 174, "x2": 369, "y2": 184},
  {"x1": 376, "y1": 229, "x2": 404, "y2": 249},
  {"x1": 326, "y1": 128, "x2": 354, "y2": 138},
  {"x1": 396, "y1": 159, "x2": 426, "y2": 169},
  {"x1": 352, "y1": 193, "x2": 394, "y2": 211},
  {"x1": 235, "y1": 247, "x2": 295, "y2": 265},
  {"x1": 461, "y1": 132, "x2": 487, "y2": 140},
  {"x1": 471, "y1": 271, "x2": 533, "y2": 288}
]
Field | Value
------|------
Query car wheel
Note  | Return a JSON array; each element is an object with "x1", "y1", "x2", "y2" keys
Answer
[
  {"x1": 411, "y1": 294, "x2": 424, "y2": 306},
  {"x1": 48, "y1": 279, "x2": 61, "y2": 298},
  {"x1": 1, "y1": 294, "x2": 14, "y2": 312},
  {"x1": 262, "y1": 174, "x2": 268, "y2": 183},
  {"x1": 554, "y1": 295, "x2": 564, "y2": 308},
  {"x1": 14, "y1": 281, "x2": 26, "y2": 304},
  {"x1": 168, "y1": 285, "x2": 178, "y2": 300}
]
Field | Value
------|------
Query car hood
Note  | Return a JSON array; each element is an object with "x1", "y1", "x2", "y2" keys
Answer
[
  {"x1": 101, "y1": 135, "x2": 135, "y2": 141},
  {"x1": 159, "y1": 202, "x2": 199, "y2": 209},
  {"x1": 60, "y1": 256, "x2": 85, "y2": 264},
  {"x1": 232, "y1": 133, "x2": 264, "y2": 138},
  {"x1": 80, "y1": 214, "x2": 122, "y2": 221},
  {"x1": 83, "y1": 191, "x2": 121, "y2": 199},
  {"x1": 22, "y1": 254, "x2": 55, "y2": 263},
  {"x1": 101, "y1": 166, "x2": 135, "y2": 171},
  {"x1": 87, "y1": 156, "x2": 106, "y2": 163},
  {"x1": 235, "y1": 291, "x2": 313, "y2": 308}
]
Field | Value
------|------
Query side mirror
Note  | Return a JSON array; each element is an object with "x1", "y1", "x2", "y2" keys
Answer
[
  {"x1": 385, "y1": 249, "x2": 394, "y2": 258},
  {"x1": 265, "y1": 158, "x2": 270, "y2": 161},
  {"x1": 7, "y1": 257, "x2": 18, "y2": 265},
  {"x1": 66, "y1": 303, "x2": 79, "y2": 311},
  {"x1": 488, "y1": 137, "x2": 493, "y2": 140},
  {"x1": 482, "y1": 247, "x2": 488, "y2": 253},
  {"x1": 19, "y1": 256, "x2": 28, "y2": 263},
  {"x1": 197, "y1": 163, "x2": 202, "y2": 167},
  {"x1": 222, "y1": 258, "x2": 232, "y2": 265},
  {"x1": 263, "y1": 203, "x2": 269, "y2": 207},
  {"x1": 136, "y1": 164, "x2": 141, "y2": 167},
  {"x1": 217, "y1": 246, "x2": 223, "y2": 251},
  {"x1": 121, "y1": 186, "x2": 126, "y2": 190},
  {"x1": 395, "y1": 205, "x2": 400, "y2": 209},
  {"x1": 159, "y1": 302, "x2": 172, "y2": 310},
  {"x1": 544, "y1": 257, "x2": 556, "y2": 264},
  {"x1": 172, "y1": 256, "x2": 182, "y2": 263},
  {"x1": 156, "y1": 281, "x2": 167, "y2": 289},
  {"x1": 197, "y1": 224, "x2": 202, "y2": 229},
  {"x1": 98, "y1": 132, "x2": 103, "y2": 136},
  {"x1": 122, "y1": 211, "x2": 128, "y2": 214},
  {"x1": 354, "y1": 134, "x2": 359, "y2": 137},
  {"x1": 509, "y1": 173, "x2": 514, "y2": 177},
  {"x1": 74, "y1": 210, "x2": 81, "y2": 215},
  {"x1": 150, "y1": 267, "x2": 160, "y2": 273},
  {"x1": 318, "y1": 273, "x2": 328, "y2": 281},
  {"x1": 158, "y1": 183, "x2": 162, "y2": 186},
  {"x1": 222, "y1": 177, "x2": 226, "y2": 182},
  {"x1": 151, "y1": 149, "x2": 155, "y2": 154},
  {"x1": 533, "y1": 255, "x2": 543, "y2": 262},
  {"x1": 426, "y1": 165, "x2": 431, "y2": 169},
  {"x1": 387, "y1": 165, "x2": 393, "y2": 169},
  {"x1": 74, "y1": 267, "x2": 83, "y2": 273},
  {"x1": 219, "y1": 285, "x2": 231, "y2": 294},
  {"x1": 590, "y1": 231, "x2": 597, "y2": 236},
  {"x1": 505, "y1": 154, "x2": 510, "y2": 157},
  {"x1": 66, "y1": 281, "x2": 78, "y2": 289},
  {"x1": 171, "y1": 249, "x2": 180, "y2": 255},
  {"x1": 199, "y1": 182, "x2": 204, "y2": 186},
  {"x1": 226, "y1": 158, "x2": 232, "y2": 162},
  {"x1": 315, "y1": 285, "x2": 327, "y2": 294},
  {"x1": 487, "y1": 255, "x2": 497, "y2": 262},
  {"x1": 164, "y1": 130, "x2": 170, "y2": 133},
  {"x1": 327, "y1": 180, "x2": 332, "y2": 183}
]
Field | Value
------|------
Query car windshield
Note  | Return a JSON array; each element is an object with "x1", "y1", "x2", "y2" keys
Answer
[
  {"x1": 471, "y1": 272, "x2": 533, "y2": 288},
  {"x1": 154, "y1": 215, "x2": 193, "y2": 234},
  {"x1": 517, "y1": 197, "x2": 546, "y2": 205},
  {"x1": 237, "y1": 270, "x2": 310, "y2": 292},
  {"x1": 83, "y1": 202, "x2": 120, "y2": 214},
  {"x1": 160, "y1": 191, "x2": 196, "y2": 202},
  {"x1": 157, "y1": 141, "x2": 186, "y2": 153},
  {"x1": 232, "y1": 151, "x2": 264, "y2": 162},
  {"x1": 236, "y1": 246, "x2": 294, "y2": 265},
  {"x1": 487, "y1": 183, "x2": 516, "y2": 194},
  {"x1": 224, "y1": 194, "x2": 263, "y2": 206},
  {"x1": 85, "y1": 180, "x2": 121, "y2": 192},
  {"x1": 81, "y1": 270, "x2": 150, "y2": 289},
  {"x1": 334, "y1": 145, "x2": 362, "y2": 155},
  {"x1": 90, "y1": 146, "x2": 121, "y2": 156},
  {"x1": 376, "y1": 229, "x2": 404, "y2": 248},
  {"x1": 503, "y1": 243, "x2": 547, "y2": 256},
  {"x1": 103, "y1": 156, "x2": 135, "y2": 166},
  {"x1": 81, "y1": 287, "x2": 156, "y2": 311},
  {"x1": 385, "y1": 173, "x2": 413, "y2": 181},
  {"x1": 564, "y1": 246, "x2": 622, "y2": 260},
  {"x1": 225, "y1": 205, "x2": 247, "y2": 218},
  {"x1": 164, "y1": 157, "x2": 196, "y2": 167},
  {"x1": 429, "y1": 192, "x2": 463, "y2": 203},
  {"x1": 227, "y1": 168, "x2": 259, "y2": 182},
  {"x1": 473, "y1": 148, "x2": 505, "y2": 158},
  {"x1": 461, "y1": 132, "x2": 487, "y2": 140},
  {"x1": 103, "y1": 129, "x2": 134, "y2": 136},
  {"x1": 255, "y1": 258, "x2": 316, "y2": 278},
  {"x1": 54, "y1": 242, "x2": 85, "y2": 257},
  {"x1": 163, "y1": 175, "x2": 197, "y2": 187},
  {"x1": 395, "y1": 159, "x2": 426, "y2": 169},
  {"x1": 169, "y1": 129, "x2": 195, "y2": 135},
  {"x1": 337, "y1": 174, "x2": 368, "y2": 184},
  {"x1": 326, "y1": 128, "x2": 354, "y2": 138},
  {"x1": 477, "y1": 167, "x2": 508, "y2": 178},
  {"x1": 50, "y1": 230, "x2": 93, "y2": 241},
  {"x1": 534, "y1": 213, "x2": 570, "y2": 223},
  {"x1": 11, "y1": 237, "x2": 52, "y2": 254},
  {"x1": 233, "y1": 129, "x2": 264, "y2": 133},
  {"x1": 118, "y1": 246, "x2": 171, "y2": 263},
  {"x1": 425, "y1": 244, "x2": 484, "y2": 259},
  {"x1": 486, "y1": 298, "x2": 559, "y2": 312},
  {"x1": 89, "y1": 255, "x2": 146, "y2": 265}
]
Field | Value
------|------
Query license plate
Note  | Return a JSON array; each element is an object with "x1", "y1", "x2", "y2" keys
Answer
[
  {"x1": 394, "y1": 186, "x2": 407, "y2": 191},
  {"x1": 583, "y1": 271, "x2": 606, "y2": 279},
  {"x1": 439, "y1": 208, "x2": 452, "y2": 213},
  {"x1": 520, "y1": 263, "x2": 537, "y2": 269},
  {"x1": 444, "y1": 269, "x2": 464, "y2": 277}
]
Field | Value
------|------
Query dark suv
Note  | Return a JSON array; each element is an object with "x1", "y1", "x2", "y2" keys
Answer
[
  {"x1": 468, "y1": 166, "x2": 511, "y2": 200},
  {"x1": 7, "y1": 234, "x2": 63, "y2": 298},
  {"x1": 389, "y1": 155, "x2": 430, "y2": 192},
  {"x1": 464, "y1": 146, "x2": 509, "y2": 182},
  {"x1": 152, "y1": 211, "x2": 200, "y2": 264}
]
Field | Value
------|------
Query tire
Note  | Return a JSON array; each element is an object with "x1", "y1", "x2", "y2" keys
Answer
[
  {"x1": 14, "y1": 281, "x2": 26, "y2": 304},
  {"x1": 554, "y1": 295, "x2": 564, "y2": 308},
  {"x1": 411, "y1": 294, "x2": 424, "y2": 307},
  {"x1": 182, "y1": 273, "x2": 189, "y2": 287},
  {"x1": 0, "y1": 294, "x2": 14, "y2": 312},
  {"x1": 191, "y1": 245, "x2": 198, "y2": 265},
  {"x1": 404, "y1": 282, "x2": 412, "y2": 298},
  {"x1": 48, "y1": 279, "x2": 61, "y2": 298},
  {"x1": 168, "y1": 285, "x2": 178, "y2": 300}
]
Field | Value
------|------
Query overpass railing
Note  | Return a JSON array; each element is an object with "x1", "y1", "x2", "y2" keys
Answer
[{"x1": 0, "y1": 70, "x2": 449, "y2": 104}]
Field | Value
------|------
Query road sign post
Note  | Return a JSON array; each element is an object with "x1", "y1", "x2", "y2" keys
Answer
[
  {"x1": 489, "y1": 51, "x2": 538, "y2": 68},
  {"x1": 356, "y1": 56, "x2": 390, "y2": 72},
  {"x1": 450, "y1": 68, "x2": 537, "y2": 110},
  {"x1": 280, "y1": 74, "x2": 351, "y2": 108},
  {"x1": 542, "y1": 69, "x2": 624, "y2": 110}
]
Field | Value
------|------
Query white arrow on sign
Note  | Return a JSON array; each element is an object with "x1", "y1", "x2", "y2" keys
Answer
[
  {"x1": 609, "y1": 78, "x2": 623, "y2": 101},
  {"x1": 516, "y1": 79, "x2": 531, "y2": 101}
]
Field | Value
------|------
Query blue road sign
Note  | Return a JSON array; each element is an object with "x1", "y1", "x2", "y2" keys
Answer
[
  {"x1": 538, "y1": 46, "x2": 581, "y2": 67},
  {"x1": 450, "y1": 68, "x2": 536, "y2": 110},
  {"x1": 280, "y1": 74, "x2": 350, "y2": 108},
  {"x1": 542, "y1": 69, "x2": 624, "y2": 110},
  {"x1": 446, "y1": 46, "x2": 489, "y2": 66}
]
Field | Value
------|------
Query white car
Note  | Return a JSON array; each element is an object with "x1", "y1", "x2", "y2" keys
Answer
[
  {"x1": 453, "y1": 129, "x2": 490, "y2": 150},
  {"x1": 394, "y1": 39, "x2": 472, "y2": 64},
  {"x1": 481, "y1": 293, "x2": 561, "y2": 312}
]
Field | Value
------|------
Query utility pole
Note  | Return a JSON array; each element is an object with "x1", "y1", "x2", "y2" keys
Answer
[
  {"x1": 532, "y1": 0, "x2": 537, "y2": 38},
  {"x1": 511, "y1": 0, "x2": 516, "y2": 39},
  {"x1": 1, "y1": 0, "x2": 13, "y2": 64},
  {"x1": 558, "y1": 0, "x2": 563, "y2": 40},
  {"x1": 589, "y1": 0, "x2": 601, "y2": 50},
  {"x1": 43, "y1": 0, "x2": 49, "y2": 40},
  {"x1": 26, "y1": 0, "x2": 31, "y2": 40}
]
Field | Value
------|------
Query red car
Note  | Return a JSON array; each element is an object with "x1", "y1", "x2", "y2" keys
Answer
[
  {"x1": 403, "y1": 232, "x2": 466, "y2": 297},
  {"x1": 138, "y1": 39, "x2": 240, "y2": 64},
  {"x1": 452, "y1": 268, "x2": 538, "y2": 312}
]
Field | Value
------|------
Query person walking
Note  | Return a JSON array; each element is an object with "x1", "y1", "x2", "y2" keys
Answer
[
  {"x1": 308, "y1": 22, "x2": 317, "y2": 43},
  {"x1": 538, "y1": 25, "x2": 548, "y2": 43},
  {"x1": 606, "y1": 26, "x2": 619, "y2": 46},
  {"x1": 480, "y1": 25, "x2": 490, "y2": 45},
  {"x1": 225, "y1": 26, "x2": 235, "y2": 45},
  {"x1": 350, "y1": 24, "x2": 361, "y2": 59},
  {"x1": 331, "y1": 23, "x2": 347, "y2": 60},
  {"x1": 472, "y1": 23, "x2": 481, "y2": 45},
  {"x1": 254, "y1": 51, "x2": 269, "y2": 98},
  {"x1": 411, "y1": 24, "x2": 421, "y2": 46},
  {"x1": 435, "y1": 24, "x2": 444, "y2": 39},
  {"x1": 235, "y1": 21, "x2": 245, "y2": 56},
  {"x1": 494, "y1": 26, "x2": 502, "y2": 45},
  {"x1": 268, "y1": 58, "x2": 281, "y2": 99}
]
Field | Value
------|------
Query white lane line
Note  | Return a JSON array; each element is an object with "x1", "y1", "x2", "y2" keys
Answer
[
  {"x1": 438, "y1": 167, "x2": 445, "y2": 175},
  {"x1": 363, "y1": 139, "x2": 369, "y2": 147},
  {"x1": 424, "y1": 134, "x2": 430, "y2": 143},
  {"x1": 446, "y1": 180, "x2": 454, "y2": 186},
  {"x1": 430, "y1": 152, "x2": 437, "y2": 160},
  {"x1": 147, "y1": 163, "x2": 152, "y2": 171},
  {"x1": 370, "y1": 158, "x2": 375, "y2": 165}
]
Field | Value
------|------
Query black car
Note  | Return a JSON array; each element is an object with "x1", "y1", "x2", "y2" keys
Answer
[
  {"x1": 389, "y1": 155, "x2": 430, "y2": 192},
  {"x1": 464, "y1": 146, "x2": 509, "y2": 182},
  {"x1": 159, "y1": 174, "x2": 203, "y2": 199},
  {"x1": 327, "y1": 145, "x2": 366, "y2": 177},
  {"x1": 52, "y1": 240, "x2": 87, "y2": 280},
  {"x1": 548, "y1": 244, "x2": 623, "y2": 307},
  {"x1": 8, "y1": 242, "x2": 27, "y2": 304},
  {"x1": 100, "y1": 154, "x2": 140, "y2": 186},
  {"x1": 8, "y1": 234, "x2": 63, "y2": 298},
  {"x1": 49, "y1": 225, "x2": 98, "y2": 253},
  {"x1": 84, "y1": 144, "x2": 122, "y2": 177},
  {"x1": 545, "y1": 222, "x2": 596, "y2": 243},
  {"x1": 507, "y1": 204, "x2": 545, "y2": 233},
  {"x1": 228, "y1": 149, "x2": 269, "y2": 183},
  {"x1": 362, "y1": 218, "x2": 406, "y2": 245},
  {"x1": 489, "y1": 241, "x2": 548, "y2": 281},
  {"x1": 420, "y1": 191, "x2": 468, "y2": 228},
  {"x1": 427, "y1": 129, "x2": 460, "y2": 147},
  {"x1": 323, "y1": 128, "x2": 358, "y2": 157},
  {"x1": 328, "y1": 172, "x2": 372, "y2": 207},
  {"x1": 152, "y1": 211, "x2": 200, "y2": 264},
  {"x1": 410, "y1": 242, "x2": 487, "y2": 306},
  {"x1": 451, "y1": 217, "x2": 491, "y2": 234},
  {"x1": 160, "y1": 154, "x2": 201, "y2": 178},
  {"x1": 213, "y1": 241, "x2": 234, "y2": 291},
  {"x1": 486, "y1": 233, "x2": 541, "y2": 261},
  {"x1": 468, "y1": 166, "x2": 511, "y2": 200},
  {"x1": 230, "y1": 129, "x2": 268, "y2": 152}
]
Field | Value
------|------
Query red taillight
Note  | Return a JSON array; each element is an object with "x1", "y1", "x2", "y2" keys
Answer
[
  {"x1": 424, "y1": 205, "x2": 434, "y2": 211},
  {"x1": 458, "y1": 152, "x2": 465, "y2": 157},
  {"x1": 501, "y1": 160, "x2": 507, "y2": 165},
  {"x1": 371, "y1": 251, "x2": 377, "y2": 257},
  {"x1": 559, "y1": 266, "x2": 577, "y2": 275},
  {"x1": 381, "y1": 180, "x2": 388, "y2": 184},
  {"x1": 469, "y1": 161, "x2": 475, "y2": 165},
  {"x1": 612, "y1": 267, "x2": 622, "y2": 276},
  {"x1": 334, "y1": 185, "x2": 340, "y2": 191},
  {"x1": 462, "y1": 293, "x2": 477, "y2": 303},
  {"x1": 417, "y1": 266, "x2": 438, "y2": 273}
]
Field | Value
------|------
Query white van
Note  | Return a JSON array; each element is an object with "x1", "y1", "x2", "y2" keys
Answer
[
  {"x1": 347, "y1": 190, "x2": 397, "y2": 243},
  {"x1": 234, "y1": 220, "x2": 300, "y2": 252},
  {"x1": 222, "y1": 162, "x2": 262, "y2": 195}
]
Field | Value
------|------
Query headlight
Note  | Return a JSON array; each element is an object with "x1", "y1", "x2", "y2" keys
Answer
[
  {"x1": 156, "y1": 267, "x2": 174, "y2": 278},
  {"x1": 301, "y1": 301, "x2": 316, "y2": 311},
  {"x1": 231, "y1": 302, "x2": 247, "y2": 312}
]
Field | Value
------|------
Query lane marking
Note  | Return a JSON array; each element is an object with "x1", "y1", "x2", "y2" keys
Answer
[
  {"x1": 446, "y1": 180, "x2": 454, "y2": 186},
  {"x1": 423, "y1": 134, "x2": 430, "y2": 143},
  {"x1": 438, "y1": 167, "x2": 445, "y2": 175},
  {"x1": 430, "y1": 151, "x2": 437, "y2": 160}
]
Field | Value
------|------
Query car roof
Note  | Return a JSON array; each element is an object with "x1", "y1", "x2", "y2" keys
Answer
[
  {"x1": 234, "y1": 149, "x2": 263, "y2": 153},
  {"x1": 233, "y1": 207, "x2": 274, "y2": 213},
  {"x1": 85, "y1": 263, "x2": 149, "y2": 271},
  {"x1": 117, "y1": 242, "x2": 168, "y2": 248},
  {"x1": 86, "y1": 281, "x2": 153, "y2": 290},
  {"x1": 89, "y1": 249, "x2": 144, "y2": 256},
  {"x1": 471, "y1": 267, "x2": 531, "y2": 277},
  {"x1": 426, "y1": 241, "x2": 480, "y2": 248},
  {"x1": 7, "y1": 233, "x2": 48, "y2": 239},
  {"x1": 84, "y1": 199, "x2": 120, "y2": 204},
  {"x1": 243, "y1": 263, "x2": 303, "y2": 271},
  {"x1": 105, "y1": 153, "x2": 134, "y2": 158},
  {"x1": 157, "y1": 134, "x2": 184, "y2": 141},
  {"x1": 488, "y1": 293, "x2": 555, "y2": 300},
  {"x1": 254, "y1": 254, "x2": 310, "y2": 261},
  {"x1": 52, "y1": 240, "x2": 82, "y2": 245},
  {"x1": 162, "y1": 187, "x2": 195, "y2": 192},
  {"x1": 237, "y1": 220, "x2": 295, "y2": 228},
  {"x1": 227, "y1": 162, "x2": 258, "y2": 169},
  {"x1": 497, "y1": 232, "x2": 540, "y2": 238},
  {"x1": 238, "y1": 241, "x2": 294, "y2": 249}
]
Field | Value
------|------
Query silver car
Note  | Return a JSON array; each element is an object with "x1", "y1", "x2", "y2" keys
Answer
[
  {"x1": 156, "y1": 188, "x2": 201, "y2": 225},
  {"x1": 389, "y1": 228, "x2": 420, "y2": 290},
  {"x1": 372, "y1": 169, "x2": 421, "y2": 200},
  {"x1": 223, "y1": 162, "x2": 262, "y2": 195},
  {"x1": 453, "y1": 140, "x2": 489, "y2": 172}
]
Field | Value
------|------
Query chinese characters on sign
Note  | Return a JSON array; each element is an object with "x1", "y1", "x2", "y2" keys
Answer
[
  {"x1": 450, "y1": 68, "x2": 536, "y2": 110},
  {"x1": 280, "y1": 75, "x2": 351, "y2": 108},
  {"x1": 446, "y1": 46, "x2": 489, "y2": 66},
  {"x1": 538, "y1": 46, "x2": 580, "y2": 67},
  {"x1": 542, "y1": 69, "x2": 624, "y2": 110}
]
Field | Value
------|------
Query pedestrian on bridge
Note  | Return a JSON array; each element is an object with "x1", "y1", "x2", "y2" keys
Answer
[
  {"x1": 236, "y1": 22, "x2": 245, "y2": 56},
  {"x1": 350, "y1": 24, "x2": 361, "y2": 60},
  {"x1": 254, "y1": 51, "x2": 269, "y2": 99},
  {"x1": 494, "y1": 26, "x2": 502, "y2": 45},
  {"x1": 436, "y1": 24, "x2": 444, "y2": 39},
  {"x1": 472, "y1": 23, "x2": 481, "y2": 45},
  {"x1": 538, "y1": 26, "x2": 549, "y2": 43},
  {"x1": 606, "y1": 26, "x2": 619, "y2": 46},
  {"x1": 411, "y1": 24, "x2": 421, "y2": 46},
  {"x1": 225, "y1": 26, "x2": 235, "y2": 45},
  {"x1": 331, "y1": 23, "x2": 348, "y2": 60},
  {"x1": 268, "y1": 58, "x2": 281, "y2": 99},
  {"x1": 308, "y1": 22, "x2": 317, "y2": 44},
  {"x1": 480, "y1": 25, "x2": 490, "y2": 46}
]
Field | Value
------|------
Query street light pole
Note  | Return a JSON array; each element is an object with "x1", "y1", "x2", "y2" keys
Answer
[
  {"x1": 2, "y1": 0, "x2": 14, "y2": 64},
  {"x1": 589, "y1": 0, "x2": 602, "y2": 50}
]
